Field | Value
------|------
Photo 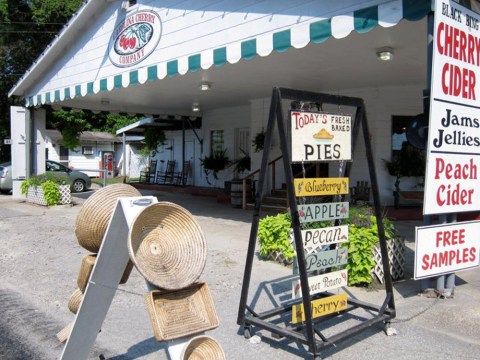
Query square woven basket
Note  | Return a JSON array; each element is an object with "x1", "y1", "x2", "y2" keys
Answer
[{"x1": 145, "y1": 282, "x2": 219, "y2": 341}]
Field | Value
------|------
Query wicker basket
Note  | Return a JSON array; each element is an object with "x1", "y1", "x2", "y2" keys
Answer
[
  {"x1": 77, "y1": 255, "x2": 96, "y2": 291},
  {"x1": 181, "y1": 335, "x2": 226, "y2": 360},
  {"x1": 56, "y1": 322, "x2": 73, "y2": 343},
  {"x1": 128, "y1": 202, "x2": 206, "y2": 290},
  {"x1": 77, "y1": 254, "x2": 134, "y2": 290},
  {"x1": 68, "y1": 288, "x2": 83, "y2": 314},
  {"x1": 144, "y1": 282, "x2": 219, "y2": 341},
  {"x1": 75, "y1": 183, "x2": 141, "y2": 253}
]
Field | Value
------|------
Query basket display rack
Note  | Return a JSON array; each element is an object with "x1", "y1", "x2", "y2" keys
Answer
[{"x1": 237, "y1": 87, "x2": 396, "y2": 359}]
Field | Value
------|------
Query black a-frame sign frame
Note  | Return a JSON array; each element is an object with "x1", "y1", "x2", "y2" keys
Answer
[{"x1": 237, "y1": 87, "x2": 396, "y2": 359}]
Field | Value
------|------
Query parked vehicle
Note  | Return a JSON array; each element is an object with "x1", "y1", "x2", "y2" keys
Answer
[
  {"x1": 46, "y1": 160, "x2": 91, "y2": 193},
  {"x1": 0, "y1": 160, "x2": 91, "y2": 193},
  {"x1": 0, "y1": 162, "x2": 12, "y2": 193}
]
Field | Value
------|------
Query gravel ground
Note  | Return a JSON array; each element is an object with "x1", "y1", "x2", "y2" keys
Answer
[{"x1": 1, "y1": 188, "x2": 480, "y2": 360}]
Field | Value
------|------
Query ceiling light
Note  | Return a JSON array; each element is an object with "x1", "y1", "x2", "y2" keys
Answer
[
  {"x1": 199, "y1": 81, "x2": 212, "y2": 91},
  {"x1": 192, "y1": 103, "x2": 200, "y2": 112},
  {"x1": 376, "y1": 47, "x2": 394, "y2": 61}
]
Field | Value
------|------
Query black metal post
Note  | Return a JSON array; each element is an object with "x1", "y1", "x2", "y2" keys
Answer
[{"x1": 237, "y1": 89, "x2": 278, "y2": 326}]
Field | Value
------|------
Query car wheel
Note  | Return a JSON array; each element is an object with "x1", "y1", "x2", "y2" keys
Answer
[{"x1": 72, "y1": 179, "x2": 86, "y2": 193}]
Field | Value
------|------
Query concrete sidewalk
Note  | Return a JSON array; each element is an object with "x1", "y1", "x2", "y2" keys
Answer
[{"x1": 0, "y1": 190, "x2": 479, "y2": 360}]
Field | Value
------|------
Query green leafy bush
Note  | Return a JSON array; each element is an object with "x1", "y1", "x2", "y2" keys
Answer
[
  {"x1": 258, "y1": 213, "x2": 296, "y2": 260},
  {"x1": 340, "y1": 207, "x2": 397, "y2": 286},
  {"x1": 257, "y1": 206, "x2": 399, "y2": 287},
  {"x1": 40, "y1": 180, "x2": 61, "y2": 206}
]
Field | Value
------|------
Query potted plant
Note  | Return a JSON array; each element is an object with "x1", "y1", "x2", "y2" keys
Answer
[
  {"x1": 199, "y1": 149, "x2": 231, "y2": 184},
  {"x1": 141, "y1": 128, "x2": 166, "y2": 157},
  {"x1": 232, "y1": 149, "x2": 251, "y2": 175},
  {"x1": 252, "y1": 129, "x2": 266, "y2": 153},
  {"x1": 21, "y1": 173, "x2": 72, "y2": 206}
]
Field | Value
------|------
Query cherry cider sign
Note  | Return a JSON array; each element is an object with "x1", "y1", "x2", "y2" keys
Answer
[{"x1": 424, "y1": 1, "x2": 480, "y2": 215}]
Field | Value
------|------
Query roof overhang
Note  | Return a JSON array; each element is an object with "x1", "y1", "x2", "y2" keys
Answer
[
  {"x1": 116, "y1": 116, "x2": 202, "y2": 135},
  {"x1": 9, "y1": 0, "x2": 433, "y2": 116}
]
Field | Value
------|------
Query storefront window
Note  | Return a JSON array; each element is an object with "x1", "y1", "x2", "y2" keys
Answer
[{"x1": 210, "y1": 130, "x2": 224, "y2": 154}]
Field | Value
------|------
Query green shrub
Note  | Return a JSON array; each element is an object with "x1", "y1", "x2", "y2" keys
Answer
[
  {"x1": 40, "y1": 180, "x2": 62, "y2": 206},
  {"x1": 257, "y1": 206, "x2": 399, "y2": 287},
  {"x1": 258, "y1": 213, "x2": 296, "y2": 260},
  {"x1": 341, "y1": 207, "x2": 397, "y2": 286}
]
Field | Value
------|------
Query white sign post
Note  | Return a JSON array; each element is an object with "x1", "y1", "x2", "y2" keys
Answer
[
  {"x1": 424, "y1": 0, "x2": 480, "y2": 215},
  {"x1": 414, "y1": 221, "x2": 480, "y2": 279},
  {"x1": 60, "y1": 196, "x2": 157, "y2": 360}
]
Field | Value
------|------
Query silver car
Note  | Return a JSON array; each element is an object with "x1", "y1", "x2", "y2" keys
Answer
[{"x1": 0, "y1": 162, "x2": 12, "y2": 193}]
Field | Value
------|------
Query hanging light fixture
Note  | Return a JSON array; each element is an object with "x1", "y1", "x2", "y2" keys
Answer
[
  {"x1": 376, "y1": 47, "x2": 394, "y2": 61},
  {"x1": 192, "y1": 103, "x2": 200, "y2": 112}
]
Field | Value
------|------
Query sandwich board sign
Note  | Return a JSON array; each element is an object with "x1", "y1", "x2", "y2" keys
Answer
[{"x1": 424, "y1": 0, "x2": 480, "y2": 215}]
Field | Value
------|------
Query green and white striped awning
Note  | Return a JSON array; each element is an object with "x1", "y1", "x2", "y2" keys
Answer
[{"x1": 25, "y1": 0, "x2": 432, "y2": 107}]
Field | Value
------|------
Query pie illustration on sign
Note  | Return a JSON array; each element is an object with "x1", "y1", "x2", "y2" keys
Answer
[{"x1": 313, "y1": 128, "x2": 334, "y2": 140}]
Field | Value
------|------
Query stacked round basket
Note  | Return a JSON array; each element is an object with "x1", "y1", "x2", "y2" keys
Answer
[
  {"x1": 128, "y1": 202, "x2": 225, "y2": 360},
  {"x1": 58, "y1": 183, "x2": 141, "y2": 342}
]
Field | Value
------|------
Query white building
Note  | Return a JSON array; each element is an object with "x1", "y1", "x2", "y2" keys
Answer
[
  {"x1": 45, "y1": 129, "x2": 120, "y2": 177},
  {"x1": 8, "y1": 0, "x2": 473, "y2": 204}
]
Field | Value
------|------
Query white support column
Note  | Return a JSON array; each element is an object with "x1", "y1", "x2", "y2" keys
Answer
[
  {"x1": 10, "y1": 106, "x2": 47, "y2": 199},
  {"x1": 10, "y1": 106, "x2": 29, "y2": 199}
]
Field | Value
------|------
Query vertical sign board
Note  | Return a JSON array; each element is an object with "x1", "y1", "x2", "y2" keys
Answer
[
  {"x1": 414, "y1": 221, "x2": 480, "y2": 279},
  {"x1": 290, "y1": 111, "x2": 352, "y2": 162},
  {"x1": 424, "y1": 0, "x2": 480, "y2": 215}
]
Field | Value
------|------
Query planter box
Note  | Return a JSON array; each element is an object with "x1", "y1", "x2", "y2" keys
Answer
[
  {"x1": 26, "y1": 185, "x2": 71, "y2": 206},
  {"x1": 372, "y1": 237, "x2": 405, "y2": 284}
]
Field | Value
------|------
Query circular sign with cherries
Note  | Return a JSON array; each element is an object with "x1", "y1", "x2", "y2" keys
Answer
[{"x1": 109, "y1": 10, "x2": 162, "y2": 67}]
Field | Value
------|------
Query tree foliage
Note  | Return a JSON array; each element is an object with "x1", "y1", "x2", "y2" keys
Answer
[
  {"x1": 0, "y1": 1, "x2": 152, "y2": 157},
  {"x1": 0, "y1": 0, "x2": 84, "y2": 160}
]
